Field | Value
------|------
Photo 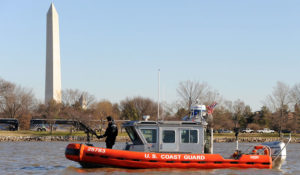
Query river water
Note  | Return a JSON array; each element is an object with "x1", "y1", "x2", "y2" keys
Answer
[{"x1": 0, "y1": 142, "x2": 299, "y2": 175}]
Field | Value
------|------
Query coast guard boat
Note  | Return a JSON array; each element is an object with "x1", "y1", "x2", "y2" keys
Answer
[{"x1": 65, "y1": 103, "x2": 289, "y2": 169}]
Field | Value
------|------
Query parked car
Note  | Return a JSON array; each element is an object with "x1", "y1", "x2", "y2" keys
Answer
[
  {"x1": 218, "y1": 129, "x2": 233, "y2": 133},
  {"x1": 241, "y1": 128, "x2": 254, "y2": 133},
  {"x1": 281, "y1": 129, "x2": 292, "y2": 133},
  {"x1": 256, "y1": 128, "x2": 275, "y2": 133}
]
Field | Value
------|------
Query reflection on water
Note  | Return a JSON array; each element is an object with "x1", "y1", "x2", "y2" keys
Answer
[
  {"x1": 0, "y1": 142, "x2": 299, "y2": 175},
  {"x1": 61, "y1": 166, "x2": 292, "y2": 175}
]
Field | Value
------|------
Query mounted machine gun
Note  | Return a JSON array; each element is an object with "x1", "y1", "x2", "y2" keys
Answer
[{"x1": 78, "y1": 121, "x2": 101, "y2": 145}]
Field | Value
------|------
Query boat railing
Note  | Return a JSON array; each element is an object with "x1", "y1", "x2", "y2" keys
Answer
[{"x1": 234, "y1": 144, "x2": 271, "y2": 157}]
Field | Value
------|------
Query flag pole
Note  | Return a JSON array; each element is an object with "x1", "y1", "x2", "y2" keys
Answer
[{"x1": 157, "y1": 69, "x2": 160, "y2": 121}]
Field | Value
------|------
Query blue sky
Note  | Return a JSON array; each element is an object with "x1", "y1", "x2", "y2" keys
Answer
[{"x1": 0, "y1": 0, "x2": 300, "y2": 111}]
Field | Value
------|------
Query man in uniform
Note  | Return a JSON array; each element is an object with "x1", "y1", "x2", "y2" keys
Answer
[{"x1": 98, "y1": 116, "x2": 118, "y2": 149}]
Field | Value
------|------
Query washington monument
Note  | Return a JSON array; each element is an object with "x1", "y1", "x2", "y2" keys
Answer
[{"x1": 45, "y1": 3, "x2": 61, "y2": 104}]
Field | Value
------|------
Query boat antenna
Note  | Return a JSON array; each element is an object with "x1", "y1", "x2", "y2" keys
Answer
[{"x1": 157, "y1": 69, "x2": 160, "y2": 121}]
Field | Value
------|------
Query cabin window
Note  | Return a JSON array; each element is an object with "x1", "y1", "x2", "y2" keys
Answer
[
  {"x1": 162, "y1": 130, "x2": 175, "y2": 143},
  {"x1": 125, "y1": 127, "x2": 143, "y2": 145},
  {"x1": 181, "y1": 129, "x2": 198, "y2": 143},
  {"x1": 141, "y1": 129, "x2": 157, "y2": 143}
]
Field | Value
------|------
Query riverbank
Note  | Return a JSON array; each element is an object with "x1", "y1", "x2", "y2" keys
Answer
[
  {"x1": 0, "y1": 131, "x2": 299, "y2": 142},
  {"x1": 0, "y1": 135, "x2": 299, "y2": 142},
  {"x1": 0, "y1": 131, "x2": 129, "y2": 142}
]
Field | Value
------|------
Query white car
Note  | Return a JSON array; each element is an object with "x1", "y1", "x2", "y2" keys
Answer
[
  {"x1": 257, "y1": 128, "x2": 275, "y2": 133},
  {"x1": 242, "y1": 128, "x2": 254, "y2": 133}
]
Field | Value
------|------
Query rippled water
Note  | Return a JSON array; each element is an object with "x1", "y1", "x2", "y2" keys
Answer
[{"x1": 0, "y1": 142, "x2": 299, "y2": 175}]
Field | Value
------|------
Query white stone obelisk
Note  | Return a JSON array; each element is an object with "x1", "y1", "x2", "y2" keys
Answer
[{"x1": 45, "y1": 3, "x2": 61, "y2": 104}]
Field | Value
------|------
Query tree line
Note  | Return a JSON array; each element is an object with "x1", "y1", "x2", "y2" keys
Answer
[{"x1": 0, "y1": 78, "x2": 299, "y2": 133}]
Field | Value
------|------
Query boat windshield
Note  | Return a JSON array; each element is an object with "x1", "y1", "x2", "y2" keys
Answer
[{"x1": 125, "y1": 126, "x2": 143, "y2": 145}]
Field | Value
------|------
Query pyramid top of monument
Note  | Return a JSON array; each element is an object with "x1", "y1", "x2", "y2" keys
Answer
[{"x1": 47, "y1": 3, "x2": 58, "y2": 15}]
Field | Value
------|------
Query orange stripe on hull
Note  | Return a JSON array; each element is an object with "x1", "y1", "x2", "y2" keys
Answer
[{"x1": 65, "y1": 143, "x2": 272, "y2": 169}]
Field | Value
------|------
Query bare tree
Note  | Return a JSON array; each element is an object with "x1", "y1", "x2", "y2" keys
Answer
[
  {"x1": 62, "y1": 89, "x2": 95, "y2": 108},
  {"x1": 0, "y1": 78, "x2": 15, "y2": 113},
  {"x1": 0, "y1": 79, "x2": 35, "y2": 119},
  {"x1": 223, "y1": 100, "x2": 233, "y2": 113},
  {"x1": 62, "y1": 89, "x2": 80, "y2": 106},
  {"x1": 266, "y1": 81, "x2": 290, "y2": 135},
  {"x1": 177, "y1": 81, "x2": 210, "y2": 110},
  {"x1": 290, "y1": 83, "x2": 300, "y2": 108},
  {"x1": 176, "y1": 80, "x2": 222, "y2": 113},
  {"x1": 266, "y1": 81, "x2": 290, "y2": 112},
  {"x1": 0, "y1": 78, "x2": 14, "y2": 94},
  {"x1": 0, "y1": 78, "x2": 36, "y2": 130},
  {"x1": 291, "y1": 84, "x2": 300, "y2": 131},
  {"x1": 205, "y1": 90, "x2": 222, "y2": 105},
  {"x1": 161, "y1": 101, "x2": 178, "y2": 120},
  {"x1": 218, "y1": 99, "x2": 249, "y2": 129},
  {"x1": 232, "y1": 99, "x2": 246, "y2": 128}
]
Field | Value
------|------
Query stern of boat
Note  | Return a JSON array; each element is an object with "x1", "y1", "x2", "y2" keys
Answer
[{"x1": 261, "y1": 141, "x2": 287, "y2": 169}]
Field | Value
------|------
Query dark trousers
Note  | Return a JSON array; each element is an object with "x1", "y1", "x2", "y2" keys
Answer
[{"x1": 106, "y1": 141, "x2": 114, "y2": 149}]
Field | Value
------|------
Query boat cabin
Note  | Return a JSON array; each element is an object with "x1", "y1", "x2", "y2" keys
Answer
[{"x1": 123, "y1": 120, "x2": 212, "y2": 154}]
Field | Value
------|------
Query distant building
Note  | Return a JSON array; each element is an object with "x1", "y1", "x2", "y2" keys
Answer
[{"x1": 79, "y1": 94, "x2": 87, "y2": 110}]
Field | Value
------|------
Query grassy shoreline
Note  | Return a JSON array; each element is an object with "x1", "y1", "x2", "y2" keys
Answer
[{"x1": 0, "y1": 131, "x2": 299, "y2": 138}]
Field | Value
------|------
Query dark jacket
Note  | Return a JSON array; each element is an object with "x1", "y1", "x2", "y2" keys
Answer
[{"x1": 103, "y1": 121, "x2": 118, "y2": 143}]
